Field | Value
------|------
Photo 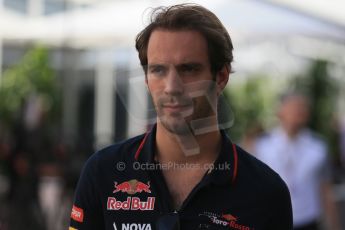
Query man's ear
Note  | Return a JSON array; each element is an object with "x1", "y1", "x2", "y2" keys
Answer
[{"x1": 216, "y1": 65, "x2": 230, "y2": 94}]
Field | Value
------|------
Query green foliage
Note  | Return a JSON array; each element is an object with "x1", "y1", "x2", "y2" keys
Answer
[
  {"x1": 225, "y1": 75, "x2": 276, "y2": 142},
  {"x1": 0, "y1": 46, "x2": 61, "y2": 126},
  {"x1": 290, "y1": 60, "x2": 339, "y2": 159},
  {"x1": 290, "y1": 60, "x2": 338, "y2": 135}
]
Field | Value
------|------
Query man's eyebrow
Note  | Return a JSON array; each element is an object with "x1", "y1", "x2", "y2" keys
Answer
[
  {"x1": 176, "y1": 63, "x2": 204, "y2": 71},
  {"x1": 147, "y1": 62, "x2": 204, "y2": 69},
  {"x1": 177, "y1": 62, "x2": 203, "y2": 68},
  {"x1": 147, "y1": 63, "x2": 166, "y2": 69}
]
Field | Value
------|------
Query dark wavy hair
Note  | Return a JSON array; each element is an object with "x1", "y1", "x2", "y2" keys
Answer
[{"x1": 135, "y1": 4, "x2": 234, "y2": 75}]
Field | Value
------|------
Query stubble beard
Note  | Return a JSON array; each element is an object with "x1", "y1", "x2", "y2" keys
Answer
[
  {"x1": 156, "y1": 98, "x2": 193, "y2": 136},
  {"x1": 154, "y1": 84, "x2": 217, "y2": 136}
]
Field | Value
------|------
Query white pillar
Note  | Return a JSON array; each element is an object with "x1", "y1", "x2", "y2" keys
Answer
[
  {"x1": 28, "y1": 0, "x2": 43, "y2": 16},
  {"x1": 94, "y1": 50, "x2": 115, "y2": 149},
  {"x1": 126, "y1": 68, "x2": 150, "y2": 138},
  {"x1": 0, "y1": 39, "x2": 2, "y2": 85},
  {"x1": 0, "y1": 0, "x2": 3, "y2": 84}
]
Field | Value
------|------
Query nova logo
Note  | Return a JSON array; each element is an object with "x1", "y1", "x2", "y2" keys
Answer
[{"x1": 122, "y1": 223, "x2": 152, "y2": 230}]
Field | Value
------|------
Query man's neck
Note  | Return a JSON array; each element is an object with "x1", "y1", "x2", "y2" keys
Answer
[
  {"x1": 155, "y1": 123, "x2": 222, "y2": 164},
  {"x1": 154, "y1": 122, "x2": 222, "y2": 210},
  {"x1": 281, "y1": 125, "x2": 303, "y2": 140}
]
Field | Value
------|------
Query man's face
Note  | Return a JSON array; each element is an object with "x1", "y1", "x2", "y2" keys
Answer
[
  {"x1": 278, "y1": 96, "x2": 310, "y2": 133},
  {"x1": 146, "y1": 29, "x2": 225, "y2": 135}
]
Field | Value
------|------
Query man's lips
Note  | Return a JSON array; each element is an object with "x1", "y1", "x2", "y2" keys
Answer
[{"x1": 162, "y1": 104, "x2": 192, "y2": 113}]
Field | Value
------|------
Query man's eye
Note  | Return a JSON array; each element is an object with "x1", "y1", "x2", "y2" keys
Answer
[
  {"x1": 149, "y1": 66, "x2": 166, "y2": 75},
  {"x1": 180, "y1": 65, "x2": 199, "y2": 74}
]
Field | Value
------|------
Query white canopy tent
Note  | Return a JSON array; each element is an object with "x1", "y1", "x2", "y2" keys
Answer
[
  {"x1": 1, "y1": 0, "x2": 344, "y2": 77},
  {"x1": 1, "y1": 0, "x2": 344, "y2": 48}
]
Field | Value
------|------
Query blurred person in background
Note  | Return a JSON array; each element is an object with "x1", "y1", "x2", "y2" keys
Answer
[
  {"x1": 7, "y1": 95, "x2": 66, "y2": 230},
  {"x1": 0, "y1": 121, "x2": 11, "y2": 230},
  {"x1": 255, "y1": 92, "x2": 341, "y2": 230},
  {"x1": 341, "y1": 118, "x2": 345, "y2": 169},
  {"x1": 7, "y1": 99, "x2": 45, "y2": 230}
]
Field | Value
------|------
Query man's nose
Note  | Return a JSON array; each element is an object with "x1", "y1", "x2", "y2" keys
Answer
[{"x1": 164, "y1": 69, "x2": 184, "y2": 95}]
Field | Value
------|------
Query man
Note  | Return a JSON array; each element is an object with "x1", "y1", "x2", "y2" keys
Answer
[
  {"x1": 70, "y1": 4, "x2": 292, "y2": 230},
  {"x1": 255, "y1": 93, "x2": 341, "y2": 230},
  {"x1": 341, "y1": 119, "x2": 345, "y2": 167}
]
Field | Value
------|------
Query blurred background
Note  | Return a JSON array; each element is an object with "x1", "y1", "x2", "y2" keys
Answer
[{"x1": 0, "y1": 0, "x2": 344, "y2": 229}]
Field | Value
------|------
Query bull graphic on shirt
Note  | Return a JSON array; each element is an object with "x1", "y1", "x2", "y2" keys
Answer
[{"x1": 113, "y1": 179, "x2": 151, "y2": 194}]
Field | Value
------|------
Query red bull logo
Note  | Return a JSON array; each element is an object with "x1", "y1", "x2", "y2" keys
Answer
[
  {"x1": 107, "y1": 197, "x2": 155, "y2": 211},
  {"x1": 113, "y1": 180, "x2": 151, "y2": 194}
]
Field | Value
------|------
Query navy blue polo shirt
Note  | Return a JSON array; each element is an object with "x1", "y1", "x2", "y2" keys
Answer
[{"x1": 70, "y1": 125, "x2": 292, "y2": 230}]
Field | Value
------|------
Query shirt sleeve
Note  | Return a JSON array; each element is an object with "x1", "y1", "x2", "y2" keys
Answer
[
  {"x1": 268, "y1": 176, "x2": 293, "y2": 230},
  {"x1": 319, "y1": 144, "x2": 332, "y2": 183},
  {"x1": 69, "y1": 154, "x2": 105, "y2": 230}
]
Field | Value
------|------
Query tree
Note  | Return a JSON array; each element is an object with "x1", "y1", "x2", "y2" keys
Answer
[
  {"x1": 0, "y1": 46, "x2": 61, "y2": 127},
  {"x1": 290, "y1": 60, "x2": 340, "y2": 164},
  {"x1": 225, "y1": 75, "x2": 276, "y2": 142}
]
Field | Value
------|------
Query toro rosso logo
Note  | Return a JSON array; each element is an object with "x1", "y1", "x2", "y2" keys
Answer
[
  {"x1": 199, "y1": 211, "x2": 253, "y2": 230},
  {"x1": 113, "y1": 180, "x2": 151, "y2": 194},
  {"x1": 222, "y1": 214, "x2": 238, "y2": 222}
]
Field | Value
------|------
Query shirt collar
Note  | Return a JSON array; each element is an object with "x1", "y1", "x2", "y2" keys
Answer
[
  {"x1": 274, "y1": 127, "x2": 310, "y2": 143},
  {"x1": 135, "y1": 124, "x2": 237, "y2": 186},
  {"x1": 208, "y1": 130, "x2": 237, "y2": 186}
]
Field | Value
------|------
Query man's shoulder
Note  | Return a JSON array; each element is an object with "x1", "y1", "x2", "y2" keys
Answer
[
  {"x1": 301, "y1": 129, "x2": 326, "y2": 146},
  {"x1": 235, "y1": 146, "x2": 293, "y2": 226},
  {"x1": 254, "y1": 131, "x2": 278, "y2": 154},
  {"x1": 236, "y1": 145, "x2": 289, "y2": 193},
  {"x1": 237, "y1": 145, "x2": 280, "y2": 179},
  {"x1": 256, "y1": 129, "x2": 279, "y2": 144}
]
